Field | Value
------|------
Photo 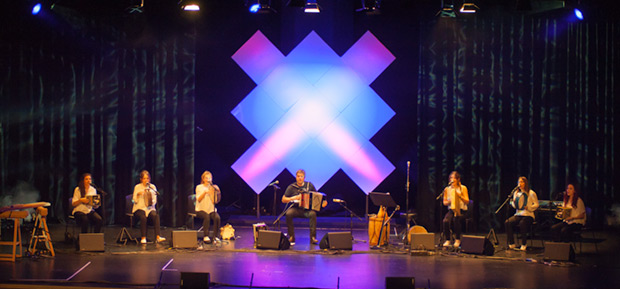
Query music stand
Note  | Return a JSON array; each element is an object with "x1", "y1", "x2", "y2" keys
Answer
[{"x1": 369, "y1": 192, "x2": 399, "y2": 249}]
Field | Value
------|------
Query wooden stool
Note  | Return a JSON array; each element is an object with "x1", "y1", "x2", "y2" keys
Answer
[
  {"x1": 0, "y1": 210, "x2": 29, "y2": 262},
  {"x1": 28, "y1": 207, "x2": 55, "y2": 257}
]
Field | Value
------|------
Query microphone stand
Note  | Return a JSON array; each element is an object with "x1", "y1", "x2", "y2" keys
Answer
[
  {"x1": 273, "y1": 201, "x2": 295, "y2": 231},
  {"x1": 271, "y1": 185, "x2": 280, "y2": 216},
  {"x1": 336, "y1": 201, "x2": 366, "y2": 243},
  {"x1": 489, "y1": 188, "x2": 517, "y2": 247}
]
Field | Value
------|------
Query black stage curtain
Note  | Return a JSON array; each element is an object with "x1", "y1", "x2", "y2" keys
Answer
[
  {"x1": 0, "y1": 7, "x2": 195, "y2": 226},
  {"x1": 1, "y1": 3, "x2": 618, "y2": 231},
  {"x1": 416, "y1": 16, "x2": 619, "y2": 231}
]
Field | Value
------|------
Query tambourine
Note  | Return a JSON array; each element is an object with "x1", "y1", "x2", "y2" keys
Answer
[{"x1": 514, "y1": 192, "x2": 528, "y2": 210}]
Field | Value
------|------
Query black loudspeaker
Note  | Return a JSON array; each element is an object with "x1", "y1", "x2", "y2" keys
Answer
[
  {"x1": 544, "y1": 242, "x2": 575, "y2": 261},
  {"x1": 171, "y1": 231, "x2": 198, "y2": 248},
  {"x1": 385, "y1": 277, "x2": 415, "y2": 289},
  {"x1": 78, "y1": 233, "x2": 104, "y2": 252},
  {"x1": 460, "y1": 235, "x2": 494, "y2": 256},
  {"x1": 319, "y1": 232, "x2": 353, "y2": 250},
  {"x1": 180, "y1": 272, "x2": 210, "y2": 289},
  {"x1": 256, "y1": 230, "x2": 290, "y2": 250}
]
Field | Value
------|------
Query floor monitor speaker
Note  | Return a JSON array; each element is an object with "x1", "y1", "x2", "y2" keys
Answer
[
  {"x1": 385, "y1": 277, "x2": 415, "y2": 289},
  {"x1": 171, "y1": 230, "x2": 198, "y2": 248},
  {"x1": 460, "y1": 235, "x2": 494, "y2": 255},
  {"x1": 319, "y1": 232, "x2": 353, "y2": 250},
  {"x1": 256, "y1": 230, "x2": 290, "y2": 250},
  {"x1": 78, "y1": 233, "x2": 104, "y2": 252},
  {"x1": 180, "y1": 272, "x2": 210, "y2": 289},
  {"x1": 544, "y1": 242, "x2": 575, "y2": 261}
]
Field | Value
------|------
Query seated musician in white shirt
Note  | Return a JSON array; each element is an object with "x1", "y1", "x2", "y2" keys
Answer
[
  {"x1": 72, "y1": 173, "x2": 103, "y2": 233},
  {"x1": 132, "y1": 170, "x2": 166, "y2": 244},
  {"x1": 551, "y1": 183, "x2": 586, "y2": 242}
]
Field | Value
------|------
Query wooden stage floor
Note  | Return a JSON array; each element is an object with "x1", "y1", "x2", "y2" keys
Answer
[{"x1": 0, "y1": 216, "x2": 618, "y2": 289}]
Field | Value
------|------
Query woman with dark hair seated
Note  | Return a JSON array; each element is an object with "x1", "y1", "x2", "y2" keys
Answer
[{"x1": 551, "y1": 183, "x2": 586, "y2": 242}]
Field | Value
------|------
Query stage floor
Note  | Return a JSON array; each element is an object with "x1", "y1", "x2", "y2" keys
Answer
[{"x1": 1, "y1": 217, "x2": 619, "y2": 289}]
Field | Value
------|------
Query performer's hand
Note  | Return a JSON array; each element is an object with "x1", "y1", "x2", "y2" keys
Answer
[{"x1": 80, "y1": 198, "x2": 89, "y2": 204}]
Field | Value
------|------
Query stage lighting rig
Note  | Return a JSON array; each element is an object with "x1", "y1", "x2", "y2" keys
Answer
[
  {"x1": 304, "y1": 0, "x2": 320, "y2": 13},
  {"x1": 459, "y1": 1, "x2": 479, "y2": 13},
  {"x1": 436, "y1": 0, "x2": 457, "y2": 18},
  {"x1": 179, "y1": 0, "x2": 200, "y2": 11},
  {"x1": 248, "y1": 0, "x2": 274, "y2": 13},
  {"x1": 356, "y1": 0, "x2": 381, "y2": 12}
]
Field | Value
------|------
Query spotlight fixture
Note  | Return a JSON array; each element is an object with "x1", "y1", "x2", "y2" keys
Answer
[
  {"x1": 356, "y1": 0, "x2": 381, "y2": 12},
  {"x1": 573, "y1": 8, "x2": 583, "y2": 20},
  {"x1": 125, "y1": 0, "x2": 144, "y2": 14},
  {"x1": 180, "y1": 0, "x2": 200, "y2": 11},
  {"x1": 31, "y1": 3, "x2": 42, "y2": 15},
  {"x1": 249, "y1": 0, "x2": 273, "y2": 13},
  {"x1": 304, "y1": 0, "x2": 320, "y2": 13},
  {"x1": 459, "y1": 2, "x2": 479, "y2": 13},
  {"x1": 437, "y1": 2, "x2": 457, "y2": 18}
]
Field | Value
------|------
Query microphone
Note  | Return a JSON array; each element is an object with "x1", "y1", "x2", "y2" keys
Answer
[
  {"x1": 268, "y1": 180, "x2": 279, "y2": 186},
  {"x1": 447, "y1": 181, "x2": 453, "y2": 187},
  {"x1": 147, "y1": 183, "x2": 160, "y2": 195},
  {"x1": 509, "y1": 186, "x2": 518, "y2": 196},
  {"x1": 333, "y1": 198, "x2": 345, "y2": 203},
  {"x1": 91, "y1": 183, "x2": 106, "y2": 195}
]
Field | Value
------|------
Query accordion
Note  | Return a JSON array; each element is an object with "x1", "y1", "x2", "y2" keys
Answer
[
  {"x1": 87, "y1": 195, "x2": 101, "y2": 207},
  {"x1": 299, "y1": 191, "x2": 325, "y2": 211}
]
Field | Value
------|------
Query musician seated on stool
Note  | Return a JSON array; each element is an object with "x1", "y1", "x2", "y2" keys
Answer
[
  {"x1": 282, "y1": 169, "x2": 326, "y2": 245},
  {"x1": 195, "y1": 170, "x2": 222, "y2": 244},
  {"x1": 505, "y1": 176, "x2": 539, "y2": 251},
  {"x1": 442, "y1": 171, "x2": 469, "y2": 248},
  {"x1": 551, "y1": 182, "x2": 586, "y2": 242},
  {"x1": 72, "y1": 173, "x2": 103, "y2": 233},
  {"x1": 133, "y1": 170, "x2": 166, "y2": 244}
]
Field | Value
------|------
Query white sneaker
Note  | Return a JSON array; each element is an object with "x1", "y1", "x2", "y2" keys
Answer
[
  {"x1": 204, "y1": 236, "x2": 211, "y2": 243},
  {"x1": 140, "y1": 238, "x2": 147, "y2": 244},
  {"x1": 214, "y1": 237, "x2": 221, "y2": 243},
  {"x1": 454, "y1": 240, "x2": 461, "y2": 247},
  {"x1": 156, "y1": 236, "x2": 166, "y2": 243},
  {"x1": 519, "y1": 245, "x2": 527, "y2": 251},
  {"x1": 443, "y1": 241, "x2": 451, "y2": 247},
  {"x1": 508, "y1": 244, "x2": 517, "y2": 249}
]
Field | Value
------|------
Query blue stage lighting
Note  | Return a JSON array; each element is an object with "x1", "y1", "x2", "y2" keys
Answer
[
  {"x1": 32, "y1": 3, "x2": 42, "y2": 15},
  {"x1": 574, "y1": 8, "x2": 583, "y2": 20},
  {"x1": 249, "y1": 4, "x2": 260, "y2": 13}
]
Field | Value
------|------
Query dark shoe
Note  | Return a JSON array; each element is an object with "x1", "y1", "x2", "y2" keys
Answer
[
  {"x1": 288, "y1": 236, "x2": 295, "y2": 245},
  {"x1": 310, "y1": 237, "x2": 318, "y2": 244}
]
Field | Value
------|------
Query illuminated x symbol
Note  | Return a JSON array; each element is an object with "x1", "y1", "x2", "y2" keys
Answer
[{"x1": 231, "y1": 30, "x2": 395, "y2": 194}]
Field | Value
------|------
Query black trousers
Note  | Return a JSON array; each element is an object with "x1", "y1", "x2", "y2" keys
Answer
[
  {"x1": 285, "y1": 207, "x2": 317, "y2": 238},
  {"x1": 134, "y1": 209, "x2": 161, "y2": 238},
  {"x1": 74, "y1": 211, "x2": 103, "y2": 233},
  {"x1": 551, "y1": 221, "x2": 583, "y2": 242},
  {"x1": 196, "y1": 211, "x2": 221, "y2": 238},
  {"x1": 505, "y1": 215, "x2": 533, "y2": 246},
  {"x1": 443, "y1": 209, "x2": 464, "y2": 240}
]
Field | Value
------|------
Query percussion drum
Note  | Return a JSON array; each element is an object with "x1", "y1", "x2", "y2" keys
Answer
[
  {"x1": 368, "y1": 215, "x2": 390, "y2": 246},
  {"x1": 407, "y1": 225, "x2": 428, "y2": 244}
]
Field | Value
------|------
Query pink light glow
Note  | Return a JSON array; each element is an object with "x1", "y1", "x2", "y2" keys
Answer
[{"x1": 320, "y1": 123, "x2": 380, "y2": 180}]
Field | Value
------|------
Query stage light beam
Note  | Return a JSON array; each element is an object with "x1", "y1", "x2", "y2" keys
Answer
[{"x1": 31, "y1": 3, "x2": 42, "y2": 15}]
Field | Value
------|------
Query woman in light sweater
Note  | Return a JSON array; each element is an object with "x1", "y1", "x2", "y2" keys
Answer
[{"x1": 505, "y1": 176, "x2": 539, "y2": 251}]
